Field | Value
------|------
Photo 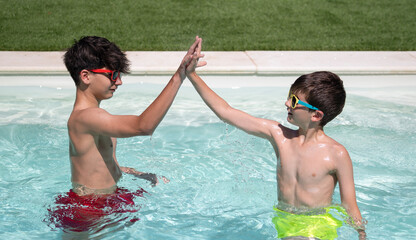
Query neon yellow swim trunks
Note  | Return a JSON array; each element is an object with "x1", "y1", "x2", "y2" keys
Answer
[{"x1": 272, "y1": 205, "x2": 348, "y2": 240}]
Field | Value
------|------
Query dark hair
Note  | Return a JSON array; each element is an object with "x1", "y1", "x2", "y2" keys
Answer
[
  {"x1": 290, "y1": 71, "x2": 346, "y2": 127},
  {"x1": 63, "y1": 36, "x2": 130, "y2": 85}
]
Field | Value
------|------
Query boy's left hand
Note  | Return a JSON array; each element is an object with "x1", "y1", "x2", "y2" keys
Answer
[
  {"x1": 121, "y1": 167, "x2": 169, "y2": 187},
  {"x1": 135, "y1": 172, "x2": 170, "y2": 187},
  {"x1": 177, "y1": 36, "x2": 206, "y2": 80},
  {"x1": 186, "y1": 36, "x2": 206, "y2": 75}
]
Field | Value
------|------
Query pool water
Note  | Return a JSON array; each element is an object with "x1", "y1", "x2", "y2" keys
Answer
[{"x1": 0, "y1": 75, "x2": 415, "y2": 239}]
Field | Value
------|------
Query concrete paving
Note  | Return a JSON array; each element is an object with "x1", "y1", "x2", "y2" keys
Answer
[{"x1": 0, "y1": 51, "x2": 415, "y2": 75}]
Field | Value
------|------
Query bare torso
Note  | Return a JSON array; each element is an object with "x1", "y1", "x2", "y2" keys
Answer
[
  {"x1": 68, "y1": 108, "x2": 122, "y2": 194},
  {"x1": 270, "y1": 125, "x2": 339, "y2": 210}
]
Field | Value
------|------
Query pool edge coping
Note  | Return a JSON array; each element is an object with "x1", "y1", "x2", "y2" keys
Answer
[{"x1": 1, "y1": 51, "x2": 416, "y2": 76}]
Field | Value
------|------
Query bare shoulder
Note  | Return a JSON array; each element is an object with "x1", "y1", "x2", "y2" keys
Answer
[
  {"x1": 68, "y1": 107, "x2": 111, "y2": 130},
  {"x1": 263, "y1": 119, "x2": 297, "y2": 142},
  {"x1": 326, "y1": 136, "x2": 352, "y2": 165},
  {"x1": 261, "y1": 118, "x2": 284, "y2": 134},
  {"x1": 71, "y1": 107, "x2": 110, "y2": 121},
  {"x1": 76, "y1": 107, "x2": 109, "y2": 116}
]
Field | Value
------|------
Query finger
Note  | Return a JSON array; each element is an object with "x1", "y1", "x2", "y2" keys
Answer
[
  {"x1": 196, "y1": 37, "x2": 202, "y2": 54},
  {"x1": 182, "y1": 55, "x2": 193, "y2": 66},
  {"x1": 187, "y1": 36, "x2": 201, "y2": 55},
  {"x1": 192, "y1": 53, "x2": 204, "y2": 64},
  {"x1": 161, "y1": 176, "x2": 170, "y2": 184},
  {"x1": 191, "y1": 36, "x2": 201, "y2": 53},
  {"x1": 197, "y1": 60, "x2": 207, "y2": 68}
]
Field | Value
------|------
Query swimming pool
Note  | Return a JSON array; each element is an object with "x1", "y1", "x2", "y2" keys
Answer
[{"x1": 0, "y1": 74, "x2": 415, "y2": 239}]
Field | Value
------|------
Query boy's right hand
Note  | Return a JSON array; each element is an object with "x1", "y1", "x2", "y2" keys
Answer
[
  {"x1": 185, "y1": 36, "x2": 206, "y2": 76},
  {"x1": 176, "y1": 36, "x2": 205, "y2": 81}
]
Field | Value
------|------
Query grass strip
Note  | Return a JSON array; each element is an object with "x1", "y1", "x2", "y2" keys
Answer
[{"x1": 1, "y1": 0, "x2": 415, "y2": 51}]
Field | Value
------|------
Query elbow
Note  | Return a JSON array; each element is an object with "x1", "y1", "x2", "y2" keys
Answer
[
  {"x1": 125, "y1": 126, "x2": 154, "y2": 137},
  {"x1": 138, "y1": 124, "x2": 157, "y2": 136},
  {"x1": 142, "y1": 128, "x2": 155, "y2": 136},
  {"x1": 135, "y1": 126, "x2": 155, "y2": 136},
  {"x1": 133, "y1": 117, "x2": 157, "y2": 136},
  {"x1": 216, "y1": 105, "x2": 233, "y2": 122},
  {"x1": 218, "y1": 115, "x2": 230, "y2": 124}
]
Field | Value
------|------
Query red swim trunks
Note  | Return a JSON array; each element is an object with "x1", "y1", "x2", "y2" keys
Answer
[{"x1": 46, "y1": 187, "x2": 146, "y2": 232}]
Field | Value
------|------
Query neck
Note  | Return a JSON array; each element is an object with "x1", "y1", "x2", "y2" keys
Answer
[
  {"x1": 74, "y1": 88, "x2": 101, "y2": 110},
  {"x1": 298, "y1": 125, "x2": 324, "y2": 143}
]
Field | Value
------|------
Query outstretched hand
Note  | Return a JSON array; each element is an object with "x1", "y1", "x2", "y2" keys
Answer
[
  {"x1": 121, "y1": 167, "x2": 169, "y2": 187},
  {"x1": 186, "y1": 36, "x2": 206, "y2": 75},
  {"x1": 135, "y1": 172, "x2": 170, "y2": 187},
  {"x1": 177, "y1": 36, "x2": 207, "y2": 80}
]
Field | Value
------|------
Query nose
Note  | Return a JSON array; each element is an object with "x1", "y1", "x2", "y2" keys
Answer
[
  {"x1": 115, "y1": 77, "x2": 122, "y2": 86},
  {"x1": 285, "y1": 98, "x2": 291, "y2": 109}
]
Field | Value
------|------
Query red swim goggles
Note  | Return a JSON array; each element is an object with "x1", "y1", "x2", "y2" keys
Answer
[{"x1": 88, "y1": 69, "x2": 122, "y2": 82}]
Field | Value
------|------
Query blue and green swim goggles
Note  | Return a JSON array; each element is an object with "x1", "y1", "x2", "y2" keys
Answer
[{"x1": 288, "y1": 92, "x2": 320, "y2": 111}]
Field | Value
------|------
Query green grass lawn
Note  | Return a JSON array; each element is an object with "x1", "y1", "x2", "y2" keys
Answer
[{"x1": 1, "y1": 0, "x2": 415, "y2": 51}]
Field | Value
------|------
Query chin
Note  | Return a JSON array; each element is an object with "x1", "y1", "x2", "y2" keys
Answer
[
  {"x1": 100, "y1": 95, "x2": 113, "y2": 101},
  {"x1": 287, "y1": 117, "x2": 299, "y2": 127}
]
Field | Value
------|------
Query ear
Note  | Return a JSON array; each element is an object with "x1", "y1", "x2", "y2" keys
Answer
[
  {"x1": 311, "y1": 110, "x2": 324, "y2": 122},
  {"x1": 79, "y1": 69, "x2": 91, "y2": 85}
]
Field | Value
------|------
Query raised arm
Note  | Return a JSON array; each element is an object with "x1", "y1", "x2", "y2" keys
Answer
[
  {"x1": 130, "y1": 36, "x2": 203, "y2": 135},
  {"x1": 185, "y1": 41, "x2": 275, "y2": 139},
  {"x1": 76, "y1": 37, "x2": 203, "y2": 138}
]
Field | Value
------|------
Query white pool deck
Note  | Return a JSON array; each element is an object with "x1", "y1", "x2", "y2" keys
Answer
[{"x1": 1, "y1": 51, "x2": 416, "y2": 76}]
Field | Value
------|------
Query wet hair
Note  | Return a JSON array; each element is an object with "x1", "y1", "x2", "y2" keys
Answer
[
  {"x1": 63, "y1": 36, "x2": 130, "y2": 85},
  {"x1": 290, "y1": 71, "x2": 346, "y2": 127}
]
